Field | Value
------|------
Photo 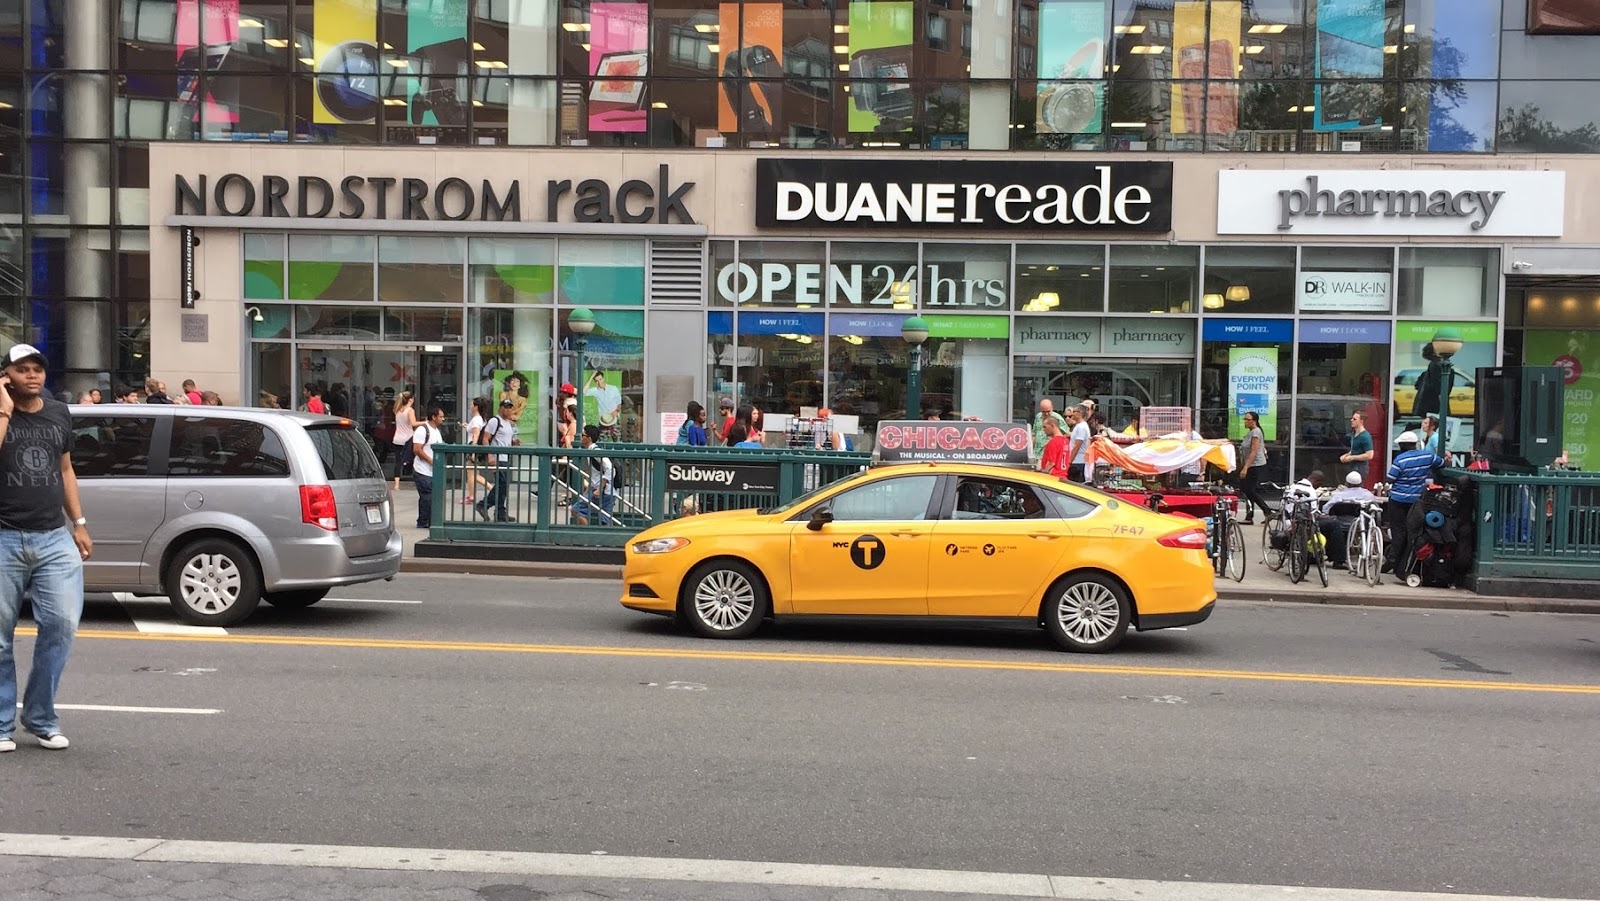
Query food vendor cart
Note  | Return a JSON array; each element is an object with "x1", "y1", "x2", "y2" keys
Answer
[{"x1": 1085, "y1": 407, "x2": 1239, "y2": 518}]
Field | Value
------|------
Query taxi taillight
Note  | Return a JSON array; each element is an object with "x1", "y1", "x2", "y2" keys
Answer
[{"x1": 1157, "y1": 529, "x2": 1207, "y2": 550}]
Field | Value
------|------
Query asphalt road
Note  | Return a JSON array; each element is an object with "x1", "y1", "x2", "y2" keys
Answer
[{"x1": 3, "y1": 576, "x2": 1597, "y2": 899}]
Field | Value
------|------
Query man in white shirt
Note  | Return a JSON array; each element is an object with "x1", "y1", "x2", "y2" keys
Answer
[
  {"x1": 1066, "y1": 405, "x2": 1093, "y2": 483},
  {"x1": 1318, "y1": 471, "x2": 1378, "y2": 569},
  {"x1": 411, "y1": 405, "x2": 446, "y2": 529},
  {"x1": 572, "y1": 425, "x2": 616, "y2": 526},
  {"x1": 475, "y1": 398, "x2": 520, "y2": 523}
]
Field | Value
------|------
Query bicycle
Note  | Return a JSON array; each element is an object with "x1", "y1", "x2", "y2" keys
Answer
[
  {"x1": 1206, "y1": 486, "x2": 1245, "y2": 582},
  {"x1": 1287, "y1": 494, "x2": 1329, "y2": 587},
  {"x1": 1343, "y1": 498, "x2": 1387, "y2": 588},
  {"x1": 1259, "y1": 482, "x2": 1290, "y2": 572}
]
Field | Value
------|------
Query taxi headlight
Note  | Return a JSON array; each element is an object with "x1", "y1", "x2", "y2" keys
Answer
[{"x1": 631, "y1": 537, "x2": 689, "y2": 554}]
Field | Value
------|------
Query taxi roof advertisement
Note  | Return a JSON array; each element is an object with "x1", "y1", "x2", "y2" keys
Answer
[{"x1": 874, "y1": 421, "x2": 1032, "y2": 465}]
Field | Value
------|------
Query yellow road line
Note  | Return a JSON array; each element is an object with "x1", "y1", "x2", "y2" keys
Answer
[{"x1": 22, "y1": 627, "x2": 1600, "y2": 695}]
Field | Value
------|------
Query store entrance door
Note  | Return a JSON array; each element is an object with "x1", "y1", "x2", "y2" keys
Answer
[
  {"x1": 1013, "y1": 358, "x2": 1193, "y2": 433},
  {"x1": 296, "y1": 344, "x2": 463, "y2": 449}
]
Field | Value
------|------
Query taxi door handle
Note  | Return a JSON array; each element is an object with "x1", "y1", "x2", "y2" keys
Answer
[
  {"x1": 1027, "y1": 532, "x2": 1063, "y2": 540},
  {"x1": 891, "y1": 531, "x2": 921, "y2": 539}
]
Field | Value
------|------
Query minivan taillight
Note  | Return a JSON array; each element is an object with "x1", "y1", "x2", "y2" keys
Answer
[
  {"x1": 300, "y1": 485, "x2": 339, "y2": 531},
  {"x1": 1157, "y1": 528, "x2": 1208, "y2": 550}
]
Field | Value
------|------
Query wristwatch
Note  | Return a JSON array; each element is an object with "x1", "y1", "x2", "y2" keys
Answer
[{"x1": 73, "y1": 517, "x2": 87, "y2": 527}]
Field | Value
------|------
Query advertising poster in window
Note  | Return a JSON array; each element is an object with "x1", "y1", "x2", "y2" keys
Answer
[
  {"x1": 1521, "y1": 330, "x2": 1594, "y2": 468},
  {"x1": 1392, "y1": 321, "x2": 1497, "y2": 456},
  {"x1": 406, "y1": 0, "x2": 470, "y2": 128},
  {"x1": 1035, "y1": 0, "x2": 1106, "y2": 135},
  {"x1": 175, "y1": 0, "x2": 240, "y2": 136},
  {"x1": 584, "y1": 369, "x2": 625, "y2": 436},
  {"x1": 717, "y1": 3, "x2": 784, "y2": 134},
  {"x1": 312, "y1": 0, "x2": 379, "y2": 124},
  {"x1": 1313, "y1": 0, "x2": 1384, "y2": 132},
  {"x1": 1227, "y1": 347, "x2": 1278, "y2": 441},
  {"x1": 589, "y1": 2, "x2": 649, "y2": 133},
  {"x1": 491, "y1": 369, "x2": 542, "y2": 438},
  {"x1": 846, "y1": 1, "x2": 915, "y2": 133},
  {"x1": 1170, "y1": 1, "x2": 1239, "y2": 134}
]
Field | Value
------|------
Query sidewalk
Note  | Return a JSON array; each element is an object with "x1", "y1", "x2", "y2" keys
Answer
[{"x1": 385, "y1": 487, "x2": 1600, "y2": 615}]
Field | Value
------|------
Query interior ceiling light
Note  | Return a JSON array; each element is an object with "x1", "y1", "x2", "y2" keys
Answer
[
  {"x1": 562, "y1": 22, "x2": 592, "y2": 32},
  {"x1": 1114, "y1": 24, "x2": 1146, "y2": 34}
]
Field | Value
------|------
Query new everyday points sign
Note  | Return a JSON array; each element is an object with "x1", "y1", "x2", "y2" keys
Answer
[{"x1": 1217, "y1": 170, "x2": 1565, "y2": 237}]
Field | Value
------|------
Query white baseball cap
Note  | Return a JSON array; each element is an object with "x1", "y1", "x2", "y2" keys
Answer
[
  {"x1": 1396, "y1": 430, "x2": 1420, "y2": 446},
  {"x1": 3, "y1": 343, "x2": 46, "y2": 368}
]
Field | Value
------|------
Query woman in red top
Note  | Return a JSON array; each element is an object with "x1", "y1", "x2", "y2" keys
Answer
[{"x1": 1038, "y1": 416, "x2": 1070, "y2": 476}]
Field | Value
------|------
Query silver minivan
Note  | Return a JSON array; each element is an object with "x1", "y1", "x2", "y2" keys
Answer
[{"x1": 70, "y1": 405, "x2": 402, "y2": 626}]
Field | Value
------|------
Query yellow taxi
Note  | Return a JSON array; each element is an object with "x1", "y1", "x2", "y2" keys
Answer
[{"x1": 621, "y1": 459, "x2": 1216, "y2": 653}]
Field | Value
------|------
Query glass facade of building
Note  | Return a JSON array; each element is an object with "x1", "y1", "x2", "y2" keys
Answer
[{"x1": 4, "y1": 0, "x2": 1600, "y2": 474}]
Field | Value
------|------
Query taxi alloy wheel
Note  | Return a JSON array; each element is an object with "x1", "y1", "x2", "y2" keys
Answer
[
  {"x1": 684, "y1": 561, "x2": 767, "y2": 639},
  {"x1": 1045, "y1": 574, "x2": 1130, "y2": 653}
]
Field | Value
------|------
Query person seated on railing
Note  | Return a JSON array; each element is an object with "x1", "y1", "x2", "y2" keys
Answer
[
  {"x1": 1317, "y1": 471, "x2": 1377, "y2": 569},
  {"x1": 572, "y1": 425, "x2": 616, "y2": 527}
]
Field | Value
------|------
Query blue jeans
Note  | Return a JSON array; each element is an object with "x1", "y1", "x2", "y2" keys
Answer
[
  {"x1": 571, "y1": 492, "x2": 615, "y2": 524},
  {"x1": 413, "y1": 472, "x2": 433, "y2": 529},
  {"x1": 0, "y1": 527, "x2": 84, "y2": 740}
]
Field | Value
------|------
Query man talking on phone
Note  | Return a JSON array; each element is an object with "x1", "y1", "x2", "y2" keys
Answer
[{"x1": 0, "y1": 343, "x2": 92, "y2": 753}]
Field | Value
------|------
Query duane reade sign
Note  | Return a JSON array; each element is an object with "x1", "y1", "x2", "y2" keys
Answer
[
  {"x1": 1216, "y1": 170, "x2": 1565, "y2": 237},
  {"x1": 757, "y1": 159, "x2": 1173, "y2": 232}
]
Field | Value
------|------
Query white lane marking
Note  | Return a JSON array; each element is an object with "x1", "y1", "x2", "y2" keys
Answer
[
  {"x1": 0, "y1": 834, "x2": 1588, "y2": 901},
  {"x1": 112, "y1": 593, "x2": 228, "y2": 635},
  {"x1": 18, "y1": 704, "x2": 221, "y2": 715},
  {"x1": 324, "y1": 597, "x2": 423, "y2": 605}
]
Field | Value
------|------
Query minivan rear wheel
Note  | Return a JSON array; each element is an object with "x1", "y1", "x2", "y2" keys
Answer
[
  {"x1": 165, "y1": 538, "x2": 262, "y2": 627},
  {"x1": 263, "y1": 588, "x2": 329, "y2": 609}
]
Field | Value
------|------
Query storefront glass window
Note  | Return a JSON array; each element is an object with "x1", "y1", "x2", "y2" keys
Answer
[
  {"x1": 922, "y1": 243, "x2": 1009, "y2": 312},
  {"x1": 1392, "y1": 320, "x2": 1497, "y2": 460},
  {"x1": 562, "y1": 308, "x2": 645, "y2": 442},
  {"x1": 1402, "y1": 0, "x2": 1500, "y2": 81},
  {"x1": 470, "y1": 237, "x2": 556, "y2": 304},
  {"x1": 715, "y1": 240, "x2": 827, "y2": 308},
  {"x1": 1201, "y1": 318, "x2": 1292, "y2": 485},
  {"x1": 1109, "y1": 244, "x2": 1197, "y2": 314},
  {"x1": 253, "y1": 343, "x2": 294, "y2": 410},
  {"x1": 828, "y1": 241, "x2": 919, "y2": 309},
  {"x1": 383, "y1": 307, "x2": 464, "y2": 343},
  {"x1": 1498, "y1": 82, "x2": 1600, "y2": 153},
  {"x1": 920, "y1": 314, "x2": 1012, "y2": 422},
  {"x1": 708, "y1": 240, "x2": 737, "y2": 307},
  {"x1": 288, "y1": 234, "x2": 375, "y2": 302},
  {"x1": 1015, "y1": 244, "x2": 1105, "y2": 313},
  {"x1": 558, "y1": 238, "x2": 646, "y2": 306},
  {"x1": 378, "y1": 236, "x2": 465, "y2": 303},
  {"x1": 1516, "y1": 297, "x2": 1600, "y2": 469},
  {"x1": 828, "y1": 324, "x2": 909, "y2": 443},
  {"x1": 294, "y1": 305, "x2": 383, "y2": 340},
  {"x1": 1300, "y1": 246, "x2": 1393, "y2": 315},
  {"x1": 249, "y1": 304, "x2": 293, "y2": 341},
  {"x1": 244, "y1": 233, "x2": 286, "y2": 300},
  {"x1": 1396, "y1": 246, "x2": 1498, "y2": 317},
  {"x1": 471, "y1": 307, "x2": 555, "y2": 445},
  {"x1": 736, "y1": 311, "x2": 825, "y2": 418},
  {"x1": 472, "y1": 77, "x2": 559, "y2": 147},
  {"x1": 1204, "y1": 245, "x2": 1294, "y2": 315},
  {"x1": 1295, "y1": 319, "x2": 1392, "y2": 487},
  {"x1": 1402, "y1": 81, "x2": 1497, "y2": 153}
]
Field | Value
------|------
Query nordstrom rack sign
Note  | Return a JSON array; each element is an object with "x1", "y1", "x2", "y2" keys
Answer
[{"x1": 1217, "y1": 170, "x2": 1565, "y2": 237}]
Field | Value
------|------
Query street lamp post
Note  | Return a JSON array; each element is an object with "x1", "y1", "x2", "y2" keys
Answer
[
  {"x1": 1430, "y1": 327, "x2": 1464, "y2": 459},
  {"x1": 901, "y1": 316, "x2": 929, "y2": 420},
  {"x1": 569, "y1": 307, "x2": 596, "y2": 441}
]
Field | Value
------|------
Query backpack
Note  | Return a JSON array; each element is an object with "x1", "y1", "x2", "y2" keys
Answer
[{"x1": 676, "y1": 420, "x2": 692, "y2": 445}]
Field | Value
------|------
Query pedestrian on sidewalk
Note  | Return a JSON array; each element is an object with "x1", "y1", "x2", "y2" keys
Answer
[
  {"x1": 182, "y1": 379, "x2": 203, "y2": 406},
  {"x1": 475, "y1": 398, "x2": 519, "y2": 523},
  {"x1": 1031, "y1": 398, "x2": 1067, "y2": 458},
  {"x1": 1065, "y1": 404, "x2": 1092, "y2": 483},
  {"x1": 571, "y1": 425, "x2": 616, "y2": 526},
  {"x1": 390, "y1": 390, "x2": 417, "y2": 490},
  {"x1": 303, "y1": 383, "x2": 327, "y2": 415},
  {"x1": 1236, "y1": 411, "x2": 1272, "y2": 524},
  {"x1": 460, "y1": 396, "x2": 491, "y2": 505},
  {"x1": 412, "y1": 405, "x2": 446, "y2": 530},
  {"x1": 1384, "y1": 430, "x2": 1439, "y2": 575},
  {"x1": 0, "y1": 343, "x2": 92, "y2": 753},
  {"x1": 1340, "y1": 411, "x2": 1374, "y2": 483},
  {"x1": 677, "y1": 401, "x2": 708, "y2": 446},
  {"x1": 1038, "y1": 415, "x2": 1069, "y2": 477},
  {"x1": 143, "y1": 378, "x2": 172, "y2": 404}
]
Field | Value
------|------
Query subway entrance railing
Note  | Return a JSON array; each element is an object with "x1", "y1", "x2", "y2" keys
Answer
[
  {"x1": 424, "y1": 443, "x2": 871, "y2": 548},
  {"x1": 1465, "y1": 469, "x2": 1600, "y2": 582}
]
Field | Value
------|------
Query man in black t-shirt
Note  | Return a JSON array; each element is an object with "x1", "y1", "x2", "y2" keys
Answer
[{"x1": 0, "y1": 343, "x2": 93, "y2": 753}]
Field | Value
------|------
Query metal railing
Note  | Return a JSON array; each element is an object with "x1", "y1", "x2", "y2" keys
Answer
[
  {"x1": 426, "y1": 443, "x2": 870, "y2": 547},
  {"x1": 1464, "y1": 469, "x2": 1600, "y2": 580}
]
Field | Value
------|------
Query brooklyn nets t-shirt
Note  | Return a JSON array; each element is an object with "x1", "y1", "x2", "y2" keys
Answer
[{"x1": 0, "y1": 398, "x2": 72, "y2": 532}]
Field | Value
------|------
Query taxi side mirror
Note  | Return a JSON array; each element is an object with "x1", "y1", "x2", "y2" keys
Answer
[{"x1": 807, "y1": 508, "x2": 834, "y2": 531}]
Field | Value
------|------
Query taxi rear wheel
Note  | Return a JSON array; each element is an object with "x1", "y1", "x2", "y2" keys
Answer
[
  {"x1": 682, "y1": 560, "x2": 767, "y2": 639},
  {"x1": 1043, "y1": 574, "x2": 1130, "y2": 653}
]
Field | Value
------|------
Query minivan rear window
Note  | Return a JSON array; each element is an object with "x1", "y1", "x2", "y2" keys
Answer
[{"x1": 306, "y1": 424, "x2": 384, "y2": 482}]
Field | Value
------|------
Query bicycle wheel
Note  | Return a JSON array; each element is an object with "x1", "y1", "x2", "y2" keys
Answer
[
  {"x1": 1345, "y1": 525, "x2": 1365, "y2": 580},
  {"x1": 1313, "y1": 539, "x2": 1329, "y2": 587},
  {"x1": 1363, "y1": 525, "x2": 1384, "y2": 588},
  {"x1": 1225, "y1": 520, "x2": 1246, "y2": 582},
  {"x1": 1288, "y1": 520, "x2": 1307, "y2": 584},
  {"x1": 1262, "y1": 516, "x2": 1286, "y2": 572}
]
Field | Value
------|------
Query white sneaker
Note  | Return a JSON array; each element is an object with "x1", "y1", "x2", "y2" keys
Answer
[
  {"x1": 34, "y1": 732, "x2": 68, "y2": 750},
  {"x1": 0, "y1": 738, "x2": 15, "y2": 753}
]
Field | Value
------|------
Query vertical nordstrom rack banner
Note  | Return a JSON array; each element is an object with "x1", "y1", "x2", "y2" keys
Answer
[
  {"x1": 407, "y1": 0, "x2": 470, "y2": 127},
  {"x1": 1035, "y1": 0, "x2": 1107, "y2": 135},
  {"x1": 1228, "y1": 347, "x2": 1279, "y2": 441},
  {"x1": 313, "y1": 0, "x2": 378, "y2": 125}
]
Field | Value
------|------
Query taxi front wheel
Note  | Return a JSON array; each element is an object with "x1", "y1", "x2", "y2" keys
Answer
[
  {"x1": 1044, "y1": 574, "x2": 1131, "y2": 653},
  {"x1": 682, "y1": 560, "x2": 768, "y2": 639}
]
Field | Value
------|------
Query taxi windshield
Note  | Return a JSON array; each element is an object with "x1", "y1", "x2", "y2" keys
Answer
[{"x1": 763, "y1": 470, "x2": 863, "y2": 516}]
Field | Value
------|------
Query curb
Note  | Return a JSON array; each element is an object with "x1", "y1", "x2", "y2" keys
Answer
[{"x1": 398, "y1": 559, "x2": 1600, "y2": 615}]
